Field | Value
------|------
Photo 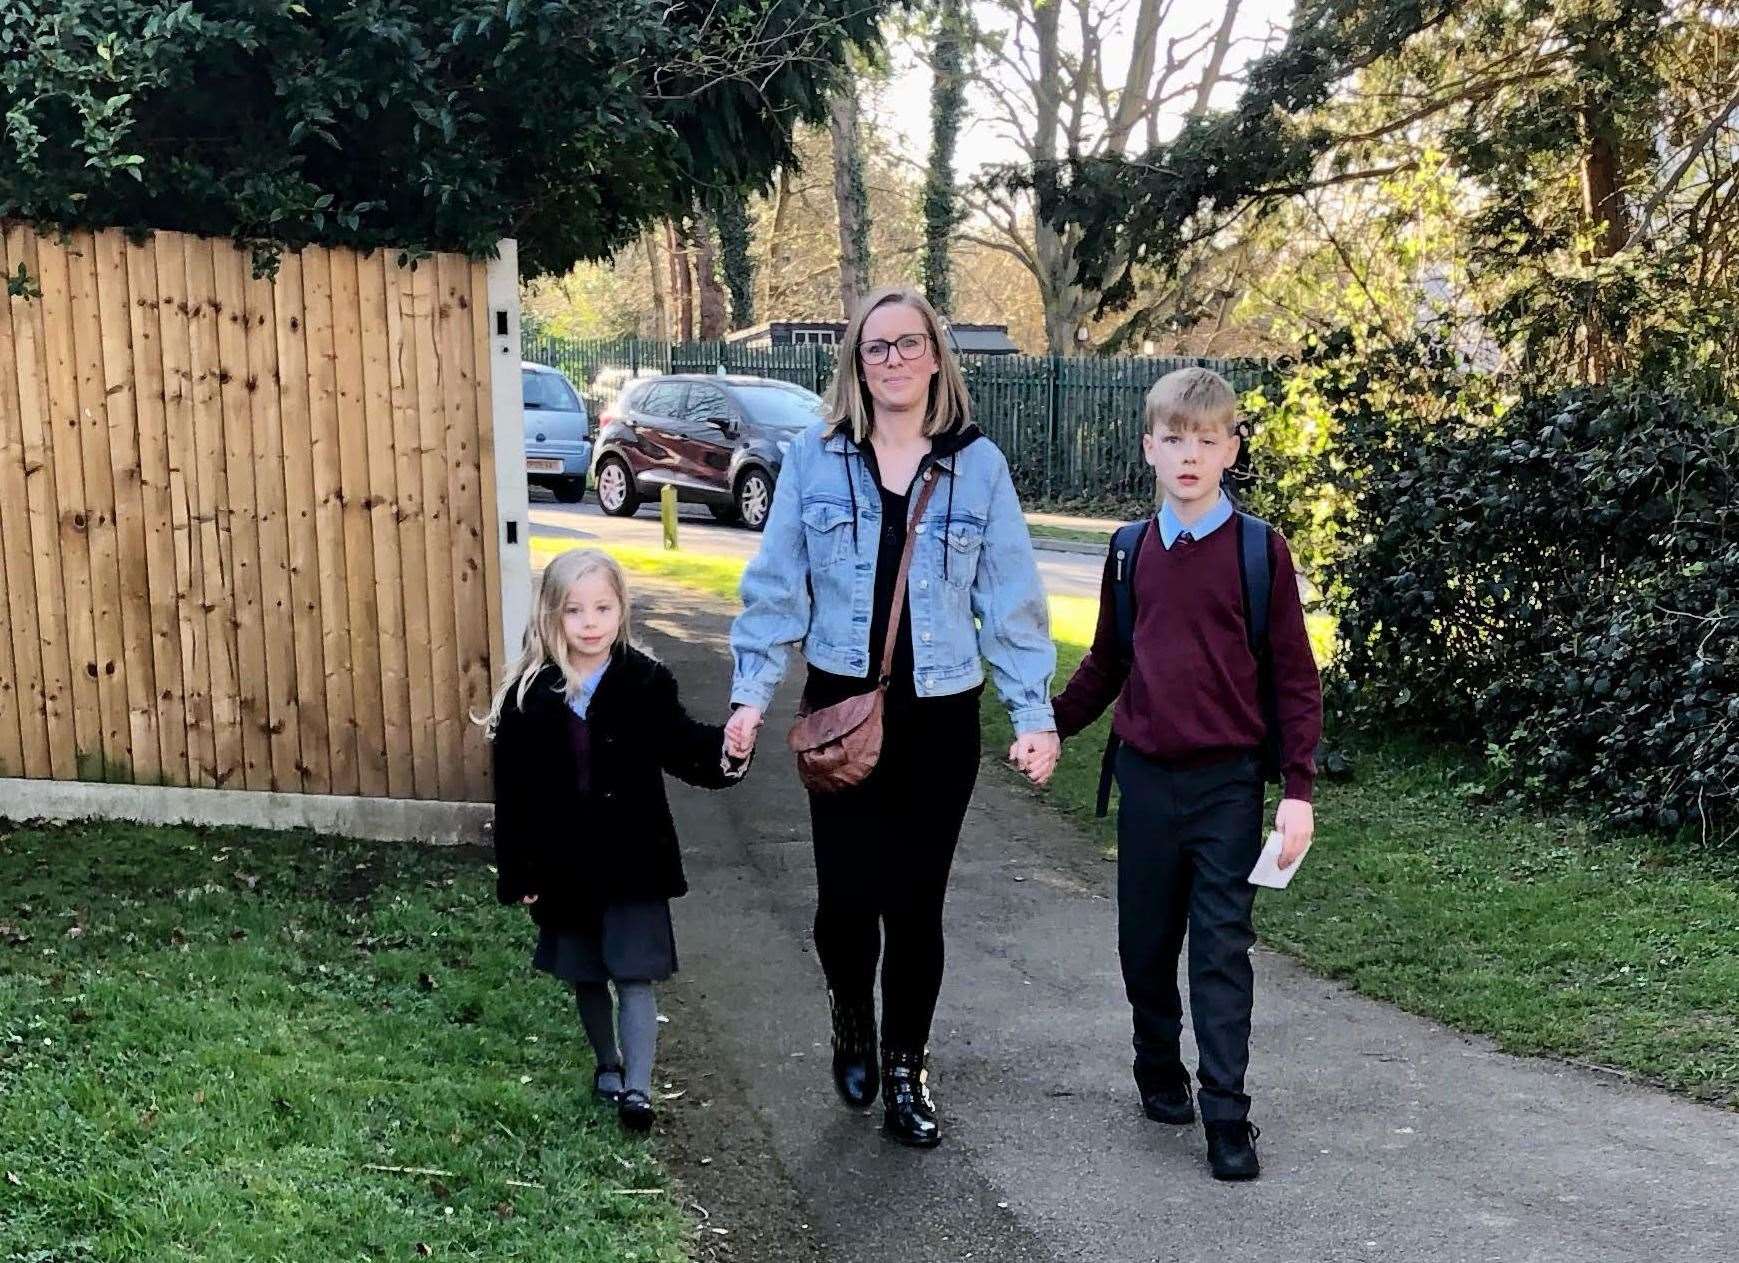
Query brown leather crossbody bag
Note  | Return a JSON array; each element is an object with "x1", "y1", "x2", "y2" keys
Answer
[{"x1": 786, "y1": 468, "x2": 942, "y2": 794}]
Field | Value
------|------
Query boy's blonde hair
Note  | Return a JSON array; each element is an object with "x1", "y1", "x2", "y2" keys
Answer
[
  {"x1": 479, "y1": 548, "x2": 633, "y2": 735},
  {"x1": 1144, "y1": 366, "x2": 1240, "y2": 436},
  {"x1": 825, "y1": 286, "x2": 972, "y2": 443}
]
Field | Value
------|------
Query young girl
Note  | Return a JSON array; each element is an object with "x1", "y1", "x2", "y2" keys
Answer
[{"x1": 485, "y1": 548, "x2": 746, "y2": 1132}]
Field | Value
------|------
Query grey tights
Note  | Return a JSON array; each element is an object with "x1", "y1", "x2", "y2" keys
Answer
[{"x1": 575, "y1": 981, "x2": 658, "y2": 1097}]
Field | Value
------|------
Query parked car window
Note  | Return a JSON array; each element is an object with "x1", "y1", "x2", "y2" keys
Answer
[
  {"x1": 731, "y1": 384, "x2": 825, "y2": 431},
  {"x1": 522, "y1": 369, "x2": 582, "y2": 412},
  {"x1": 682, "y1": 385, "x2": 733, "y2": 427},
  {"x1": 638, "y1": 382, "x2": 687, "y2": 418}
]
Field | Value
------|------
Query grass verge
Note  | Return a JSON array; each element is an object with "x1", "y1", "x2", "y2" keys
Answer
[
  {"x1": 1026, "y1": 523, "x2": 1113, "y2": 546},
  {"x1": 593, "y1": 539, "x2": 1739, "y2": 1108},
  {"x1": 0, "y1": 822, "x2": 689, "y2": 1262}
]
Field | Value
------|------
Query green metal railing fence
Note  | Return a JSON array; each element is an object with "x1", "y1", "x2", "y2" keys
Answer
[{"x1": 521, "y1": 332, "x2": 1263, "y2": 503}]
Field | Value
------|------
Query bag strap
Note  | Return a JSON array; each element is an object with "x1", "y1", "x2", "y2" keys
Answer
[
  {"x1": 1109, "y1": 517, "x2": 1150, "y2": 665},
  {"x1": 1234, "y1": 511, "x2": 1272, "y2": 650},
  {"x1": 878, "y1": 467, "x2": 944, "y2": 686},
  {"x1": 1097, "y1": 516, "x2": 1150, "y2": 817}
]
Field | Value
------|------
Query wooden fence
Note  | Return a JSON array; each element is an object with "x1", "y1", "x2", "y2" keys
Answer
[{"x1": 0, "y1": 223, "x2": 504, "y2": 801}]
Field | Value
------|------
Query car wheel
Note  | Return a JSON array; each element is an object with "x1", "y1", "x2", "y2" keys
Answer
[
  {"x1": 735, "y1": 468, "x2": 773, "y2": 531},
  {"x1": 596, "y1": 457, "x2": 640, "y2": 516},
  {"x1": 553, "y1": 475, "x2": 586, "y2": 504}
]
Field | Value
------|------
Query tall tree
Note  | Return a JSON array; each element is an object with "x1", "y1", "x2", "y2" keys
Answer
[
  {"x1": 960, "y1": 0, "x2": 1257, "y2": 351},
  {"x1": 830, "y1": 75, "x2": 875, "y2": 317},
  {"x1": 922, "y1": 0, "x2": 970, "y2": 314}
]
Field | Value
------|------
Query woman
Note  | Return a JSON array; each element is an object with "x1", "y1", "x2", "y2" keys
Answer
[{"x1": 723, "y1": 285, "x2": 1059, "y2": 1148}]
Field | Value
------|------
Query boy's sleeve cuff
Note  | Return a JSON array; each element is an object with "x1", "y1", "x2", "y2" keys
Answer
[{"x1": 1282, "y1": 774, "x2": 1315, "y2": 803}]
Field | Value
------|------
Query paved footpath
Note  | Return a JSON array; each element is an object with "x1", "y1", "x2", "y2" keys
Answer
[{"x1": 629, "y1": 582, "x2": 1738, "y2": 1263}]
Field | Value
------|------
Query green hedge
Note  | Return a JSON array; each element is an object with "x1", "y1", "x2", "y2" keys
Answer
[{"x1": 1248, "y1": 342, "x2": 1738, "y2": 843}]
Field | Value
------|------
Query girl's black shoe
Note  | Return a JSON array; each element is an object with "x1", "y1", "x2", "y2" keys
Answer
[
  {"x1": 881, "y1": 1048, "x2": 940, "y2": 1148},
  {"x1": 617, "y1": 1089, "x2": 655, "y2": 1133},
  {"x1": 593, "y1": 1063, "x2": 625, "y2": 1105},
  {"x1": 828, "y1": 991, "x2": 879, "y2": 1108}
]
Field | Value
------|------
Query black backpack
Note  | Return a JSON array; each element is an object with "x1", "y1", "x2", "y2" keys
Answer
[{"x1": 1093, "y1": 509, "x2": 1280, "y2": 816}]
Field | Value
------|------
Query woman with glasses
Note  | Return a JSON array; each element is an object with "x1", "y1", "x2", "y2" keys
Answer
[{"x1": 723, "y1": 286, "x2": 1058, "y2": 1148}]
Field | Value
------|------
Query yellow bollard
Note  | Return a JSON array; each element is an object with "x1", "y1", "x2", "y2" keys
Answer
[{"x1": 661, "y1": 483, "x2": 678, "y2": 551}]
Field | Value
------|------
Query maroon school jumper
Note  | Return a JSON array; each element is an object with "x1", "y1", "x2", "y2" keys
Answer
[{"x1": 1052, "y1": 519, "x2": 1321, "y2": 802}]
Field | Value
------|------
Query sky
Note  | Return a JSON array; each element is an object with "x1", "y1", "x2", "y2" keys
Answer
[{"x1": 876, "y1": 0, "x2": 1298, "y2": 176}]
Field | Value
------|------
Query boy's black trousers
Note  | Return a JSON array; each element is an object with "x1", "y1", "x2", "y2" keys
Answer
[{"x1": 1114, "y1": 745, "x2": 1266, "y2": 1123}]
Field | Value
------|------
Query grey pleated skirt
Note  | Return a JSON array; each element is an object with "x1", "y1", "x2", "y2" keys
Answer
[{"x1": 531, "y1": 898, "x2": 677, "y2": 984}]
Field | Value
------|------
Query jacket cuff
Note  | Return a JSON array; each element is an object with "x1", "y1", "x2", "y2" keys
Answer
[
  {"x1": 1281, "y1": 772, "x2": 1314, "y2": 804},
  {"x1": 1011, "y1": 704, "x2": 1056, "y2": 736},
  {"x1": 730, "y1": 680, "x2": 776, "y2": 712}
]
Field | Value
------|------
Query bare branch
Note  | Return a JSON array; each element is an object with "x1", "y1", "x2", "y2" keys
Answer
[{"x1": 1640, "y1": 78, "x2": 1739, "y2": 224}]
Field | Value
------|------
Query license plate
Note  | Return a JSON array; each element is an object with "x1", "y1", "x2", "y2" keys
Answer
[{"x1": 526, "y1": 458, "x2": 563, "y2": 473}]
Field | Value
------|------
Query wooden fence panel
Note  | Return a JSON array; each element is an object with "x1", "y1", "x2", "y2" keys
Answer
[
  {"x1": 0, "y1": 230, "x2": 49, "y2": 778},
  {"x1": 4, "y1": 229, "x2": 74, "y2": 779},
  {"x1": 0, "y1": 223, "x2": 503, "y2": 801},
  {"x1": 301, "y1": 247, "x2": 356, "y2": 796},
  {"x1": 33, "y1": 235, "x2": 105, "y2": 780},
  {"x1": 123, "y1": 233, "x2": 190, "y2": 785},
  {"x1": 384, "y1": 258, "x2": 437, "y2": 798}
]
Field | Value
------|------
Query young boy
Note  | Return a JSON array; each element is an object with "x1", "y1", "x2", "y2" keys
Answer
[{"x1": 1051, "y1": 367, "x2": 1321, "y2": 1181}]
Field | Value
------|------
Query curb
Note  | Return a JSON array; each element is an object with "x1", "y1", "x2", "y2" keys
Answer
[{"x1": 0, "y1": 778, "x2": 491, "y2": 845}]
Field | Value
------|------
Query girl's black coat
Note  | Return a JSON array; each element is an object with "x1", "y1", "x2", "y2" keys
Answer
[{"x1": 491, "y1": 647, "x2": 736, "y2": 929}]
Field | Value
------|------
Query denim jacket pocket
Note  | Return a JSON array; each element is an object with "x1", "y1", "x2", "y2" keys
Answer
[
  {"x1": 801, "y1": 500, "x2": 855, "y2": 570},
  {"x1": 942, "y1": 520, "x2": 985, "y2": 588}
]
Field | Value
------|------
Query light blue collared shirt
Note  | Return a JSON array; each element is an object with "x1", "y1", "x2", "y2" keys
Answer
[
  {"x1": 1158, "y1": 492, "x2": 1233, "y2": 549},
  {"x1": 565, "y1": 660, "x2": 610, "y2": 720}
]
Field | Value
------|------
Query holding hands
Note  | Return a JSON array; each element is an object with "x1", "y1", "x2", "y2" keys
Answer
[
  {"x1": 1008, "y1": 730, "x2": 1061, "y2": 787},
  {"x1": 724, "y1": 704, "x2": 763, "y2": 761}
]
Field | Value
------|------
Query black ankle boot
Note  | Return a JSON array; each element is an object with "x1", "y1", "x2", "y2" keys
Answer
[
  {"x1": 828, "y1": 991, "x2": 879, "y2": 1108},
  {"x1": 881, "y1": 1048, "x2": 940, "y2": 1148},
  {"x1": 1205, "y1": 1120, "x2": 1261, "y2": 1181}
]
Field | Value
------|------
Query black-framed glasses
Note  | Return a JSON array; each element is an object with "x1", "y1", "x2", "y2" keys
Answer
[{"x1": 859, "y1": 332, "x2": 934, "y2": 365}]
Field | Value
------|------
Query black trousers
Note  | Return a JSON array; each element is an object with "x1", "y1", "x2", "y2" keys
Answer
[
  {"x1": 1115, "y1": 746, "x2": 1266, "y2": 1123},
  {"x1": 807, "y1": 693, "x2": 980, "y2": 1054}
]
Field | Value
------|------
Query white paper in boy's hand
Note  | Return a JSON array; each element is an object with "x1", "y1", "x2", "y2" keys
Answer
[{"x1": 1248, "y1": 829, "x2": 1308, "y2": 890}]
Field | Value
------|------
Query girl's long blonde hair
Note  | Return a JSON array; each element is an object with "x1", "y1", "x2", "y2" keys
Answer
[
  {"x1": 479, "y1": 548, "x2": 633, "y2": 736},
  {"x1": 825, "y1": 286, "x2": 973, "y2": 444}
]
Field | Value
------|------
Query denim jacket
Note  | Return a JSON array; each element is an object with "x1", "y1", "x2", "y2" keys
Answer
[{"x1": 730, "y1": 421, "x2": 1056, "y2": 734}]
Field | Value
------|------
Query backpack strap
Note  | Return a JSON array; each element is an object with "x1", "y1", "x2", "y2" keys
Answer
[
  {"x1": 1097, "y1": 517, "x2": 1151, "y2": 817},
  {"x1": 1234, "y1": 511, "x2": 1271, "y2": 649},
  {"x1": 1234, "y1": 511, "x2": 1282, "y2": 782},
  {"x1": 1109, "y1": 518, "x2": 1150, "y2": 664}
]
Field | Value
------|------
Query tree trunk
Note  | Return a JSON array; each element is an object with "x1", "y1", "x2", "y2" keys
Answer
[
  {"x1": 666, "y1": 219, "x2": 694, "y2": 342},
  {"x1": 764, "y1": 165, "x2": 794, "y2": 318},
  {"x1": 922, "y1": 0, "x2": 967, "y2": 315},
  {"x1": 1578, "y1": 105, "x2": 1630, "y2": 383},
  {"x1": 715, "y1": 188, "x2": 755, "y2": 329},
  {"x1": 829, "y1": 81, "x2": 873, "y2": 319},
  {"x1": 694, "y1": 212, "x2": 728, "y2": 341},
  {"x1": 644, "y1": 231, "x2": 668, "y2": 341}
]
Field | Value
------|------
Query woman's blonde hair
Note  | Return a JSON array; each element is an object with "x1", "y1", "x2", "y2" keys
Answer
[
  {"x1": 479, "y1": 548, "x2": 633, "y2": 735},
  {"x1": 825, "y1": 286, "x2": 973, "y2": 443}
]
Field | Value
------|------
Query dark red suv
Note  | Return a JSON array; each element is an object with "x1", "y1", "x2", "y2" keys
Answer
[{"x1": 590, "y1": 374, "x2": 823, "y2": 530}]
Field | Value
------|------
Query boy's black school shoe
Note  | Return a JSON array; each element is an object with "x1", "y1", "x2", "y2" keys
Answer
[
  {"x1": 593, "y1": 1063, "x2": 624, "y2": 1106},
  {"x1": 1205, "y1": 1120, "x2": 1261, "y2": 1181},
  {"x1": 618, "y1": 1089, "x2": 655, "y2": 1133},
  {"x1": 1139, "y1": 1080, "x2": 1195, "y2": 1125}
]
